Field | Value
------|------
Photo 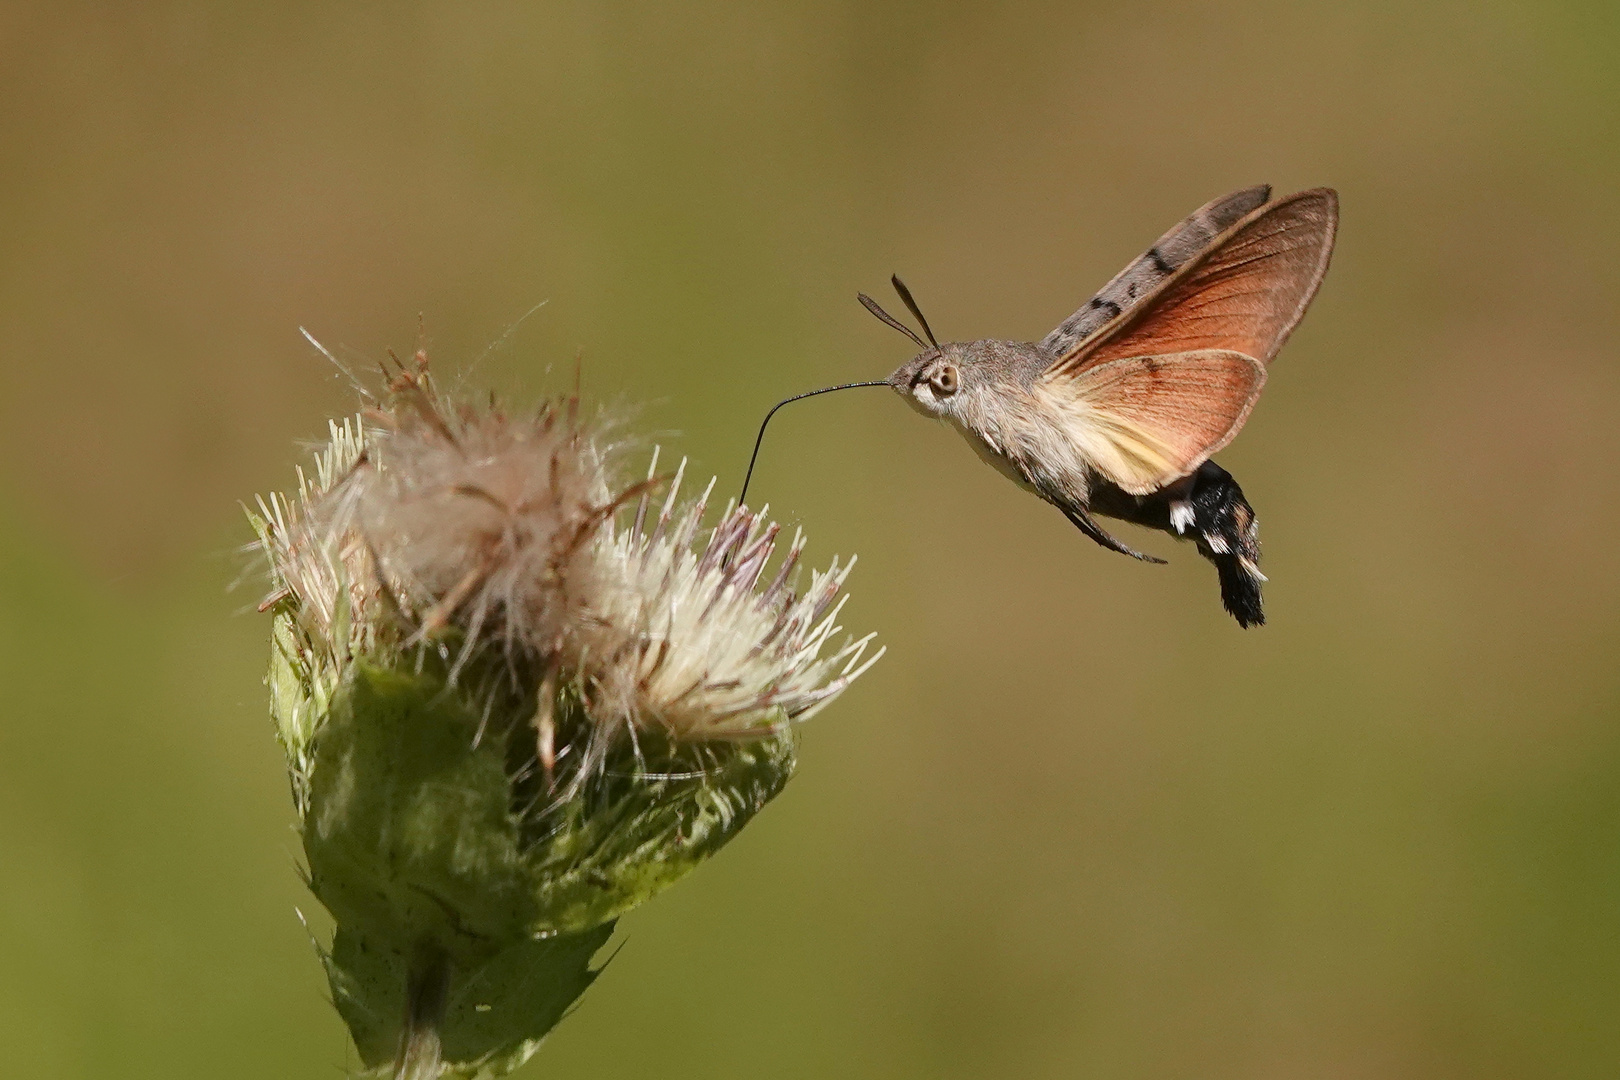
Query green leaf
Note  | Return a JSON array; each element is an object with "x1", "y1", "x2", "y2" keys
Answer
[{"x1": 304, "y1": 663, "x2": 541, "y2": 966}]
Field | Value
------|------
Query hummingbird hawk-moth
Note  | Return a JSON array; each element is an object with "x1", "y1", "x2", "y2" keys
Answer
[{"x1": 739, "y1": 185, "x2": 1338, "y2": 627}]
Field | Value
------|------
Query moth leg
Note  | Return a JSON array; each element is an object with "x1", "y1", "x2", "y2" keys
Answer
[{"x1": 1062, "y1": 505, "x2": 1168, "y2": 564}]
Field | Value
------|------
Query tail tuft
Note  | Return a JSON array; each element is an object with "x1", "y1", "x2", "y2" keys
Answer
[{"x1": 1187, "y1": 462, "x2": 1265, "y2": 628}]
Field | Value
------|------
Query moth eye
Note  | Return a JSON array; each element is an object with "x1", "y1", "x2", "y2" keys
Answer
[{"x1": 931, "y1": 364, "x2": 960, "y2": 394}]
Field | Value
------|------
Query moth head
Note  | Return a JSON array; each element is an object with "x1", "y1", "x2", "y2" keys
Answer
[
  {"x1": 858, "y1": 276, "x2": 969, "y2": 418},
  {"x1": 887, "y1": 348, "x2": 966, "y2": 418}
]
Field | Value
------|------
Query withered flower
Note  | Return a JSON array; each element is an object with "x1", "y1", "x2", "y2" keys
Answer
[{"x1": 249, "y1": 354, "x2": 879, "y2": 1079}]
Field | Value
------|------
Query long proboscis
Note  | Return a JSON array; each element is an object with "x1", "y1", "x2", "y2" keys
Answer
[{"x1": 738, "y1": 381, "x2": 888, "y2": 508}]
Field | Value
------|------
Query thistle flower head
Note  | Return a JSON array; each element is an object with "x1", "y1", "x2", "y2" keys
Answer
[
  {"x1": 573, "y1": 452, "x2": 881, "y2": 753},
  {"x1": 249, "y1": 354, "x2": 880, "y2": 1078}
]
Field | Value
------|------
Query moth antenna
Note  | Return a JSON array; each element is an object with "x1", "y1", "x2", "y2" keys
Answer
[
  {"x1": 738, "y1": 381, "x2": 888, "y2": 508},
  {"x1": 858, "y1": 293, "x2": 930, "y2": 350},
  {"x1": 889, "y1": 275, "x2": 939, "y2": 349}
]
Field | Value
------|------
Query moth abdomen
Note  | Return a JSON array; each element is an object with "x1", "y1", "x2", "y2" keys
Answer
[
  {"x1": 1088, "y1": 459, "x2": 1266, "y2": 627},
  {"x1": 1185, "y1": 461, "x2": 1265, "y2": 627}
]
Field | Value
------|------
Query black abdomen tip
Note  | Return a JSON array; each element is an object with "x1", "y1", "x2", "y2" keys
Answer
[
  {"x1": 1214, "y1": 555, "x2": 1266, "y2": 628},
  {"x1": 1189, "y1": 462, "x2": 1265, "y2": 628}
]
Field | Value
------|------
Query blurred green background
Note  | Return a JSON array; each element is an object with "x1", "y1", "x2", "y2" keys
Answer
[{"x1": 3, "y1": 2, "x2": 1619, "y2": 1077}]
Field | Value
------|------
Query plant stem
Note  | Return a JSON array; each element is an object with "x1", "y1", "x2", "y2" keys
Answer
[{"x1": 395, "y1": 944, "x2": 452, "y2": 1080}]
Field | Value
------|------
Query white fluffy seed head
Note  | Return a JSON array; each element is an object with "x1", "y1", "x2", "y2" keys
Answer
[
  {"x1": 252, "y1": 360, "x2": 879, "y2": 762},
  {"x1": 326, "y1": 373, "x2": 617, "y2": 664},
  {"x1": 256, "y1": 363, "x2": 619, "y2": 677}
]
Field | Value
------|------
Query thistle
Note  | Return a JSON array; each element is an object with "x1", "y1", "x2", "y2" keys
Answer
[{"x1": 248, "y1": 353, "x2": 880, "y2": 1078}]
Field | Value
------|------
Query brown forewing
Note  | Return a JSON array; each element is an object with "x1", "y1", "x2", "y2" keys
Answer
[
  {"x1": 1046, "y1": 189, "x2": 1339, "y2": 380},
  {"x1": 1039, "y1": 184, "x2": 1273, "y2": 359}
]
